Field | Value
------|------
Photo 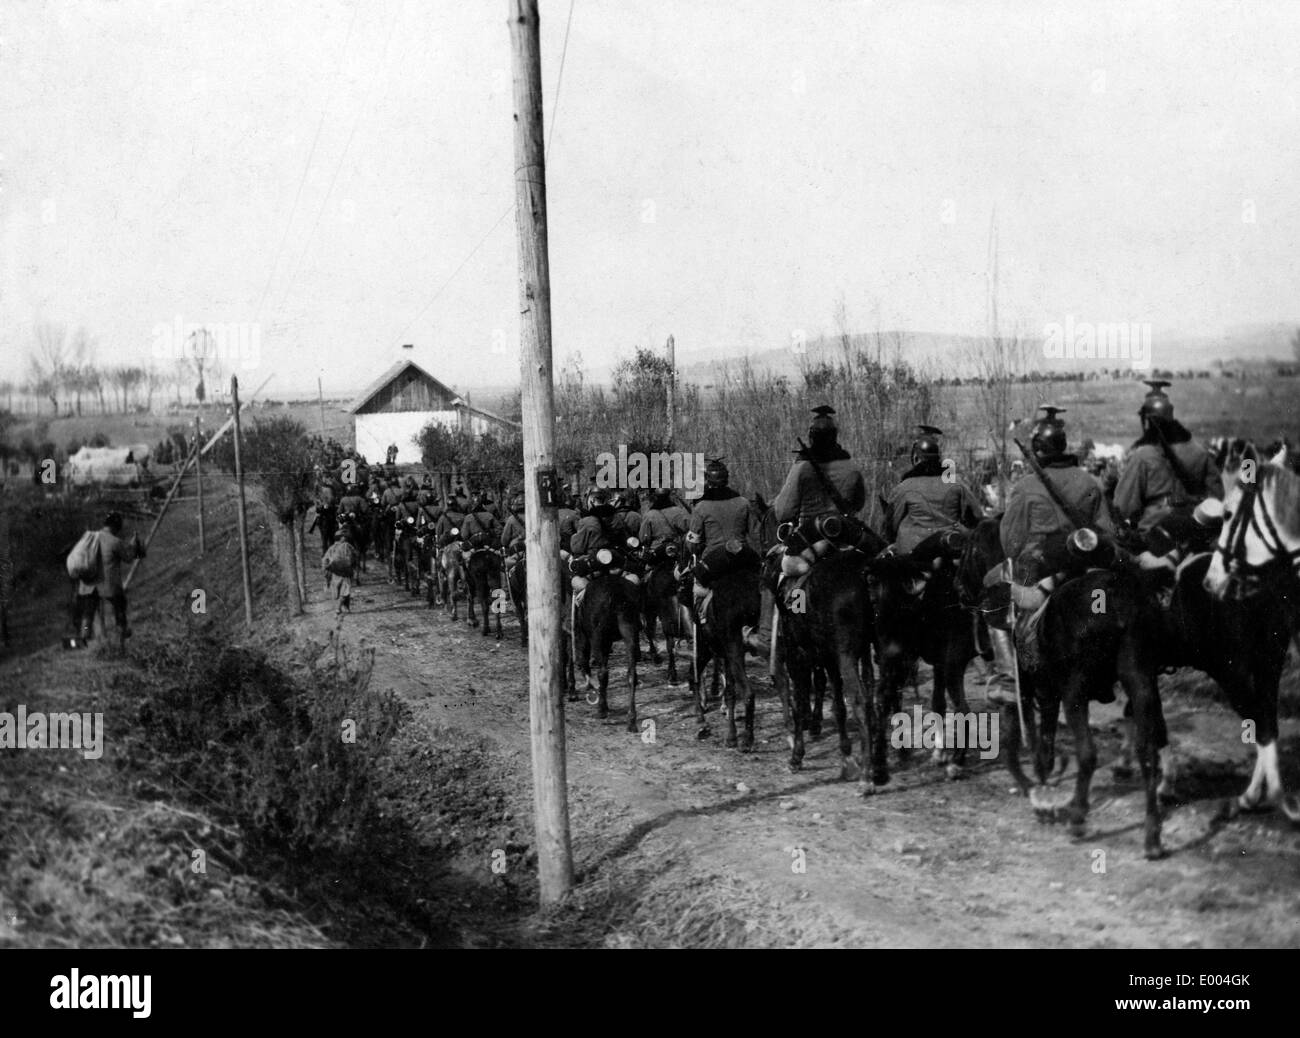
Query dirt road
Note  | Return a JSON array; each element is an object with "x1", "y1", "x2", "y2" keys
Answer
[{"x1": 303, "y1": 565, "x2": 1300, "y2": 948}]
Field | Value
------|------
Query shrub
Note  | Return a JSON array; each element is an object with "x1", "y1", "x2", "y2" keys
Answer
[{"x1": 130, "y1": 632, "x2": 406, "y2": 856}]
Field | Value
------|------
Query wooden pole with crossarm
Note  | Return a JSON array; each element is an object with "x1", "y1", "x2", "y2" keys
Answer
[{"x1": 509, "y1": 0, "x2": 573, "y2": 904}]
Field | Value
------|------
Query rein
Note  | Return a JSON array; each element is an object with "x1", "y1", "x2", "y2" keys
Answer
[{"x1": 1216, "y1": 476, "x2": 1300, "y2": 586}]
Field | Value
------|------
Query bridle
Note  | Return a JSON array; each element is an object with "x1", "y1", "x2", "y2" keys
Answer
[{"x1": 1215, "y1": 474, "x2": 1300, "y2": 593}]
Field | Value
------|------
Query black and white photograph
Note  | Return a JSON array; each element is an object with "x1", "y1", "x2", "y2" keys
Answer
[{"x1": 1, "y1": 0, "x2": 1297, "y2": 982}]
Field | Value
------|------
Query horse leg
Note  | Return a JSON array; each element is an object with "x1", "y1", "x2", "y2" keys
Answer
[
  {"x1": 839, "y1": 648, "x2": 879, "y2": 792},
  {"x1": 784, "y1": 659, "x2": 811, "y2": 772},
  {"x1": 595, "y1": 637, "x2": 611, "y2": 720},
  {"x1": 661, "y1": 598, "x2": 680, "y2": 684},
  {"x1": 642, "y1": 598, "x2": 662, "y2": 666},
  {"x1": 825, "y1": 658, "x2": 852, "y2": 767},
  {"x1": 730, "y1": 638, "x2": 756, "y2": 752},
  {"x1": 621, "y1": 614, "x2": 639, "y2": 734},
  {"x1": 575, "y1": 608, "x2": 593, "y2": 692},
  {"x1": 694, "y1": 636, "x2": 714, "y2": 733},
  {"x1": 1029, "y1": 672, "x2": 1073, "y2": 824},
  {"x1": 721, "y1": 638, "x2": 740, "y2": 749},
  {"x1": 810, "y1": 665, "x2": 827, "y2": 738},
  {"x1": 1003, "y1": 684, "x2": 1036, "y2": 798},
  {"x1": 878, "y1": 644, "x2": 908, "y2": 761},
  {"x1": 940, "y1": 639, "x2": 972, "y2": 778}
]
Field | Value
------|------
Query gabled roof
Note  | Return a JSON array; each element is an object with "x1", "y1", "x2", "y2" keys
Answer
[
  {"x1": 345, "y1": 358, "x2": 459, "y2": 415},
  {"x1": 457, "y1": 401, "x2": 522, "y2": 431}
]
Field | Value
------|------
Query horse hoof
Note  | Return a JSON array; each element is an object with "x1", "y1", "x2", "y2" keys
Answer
[
  {"x1": 696, "y1": 726, "x2": 711, "y2": 740},
  {"x1": 1068, "y1": 819, "x2": 1088, "y2": 840},
  {"x1": 787, "y1": 760, "x2": 803, "y2": 774},
  {"x1": 626, "y1": 719, "x2": 638, "y2": 734},
  {"x1": 871, "y1": 770, "x2": 890, "y2": 788},
  {"x1": 857, "y1": 780, "x2": 878, "y2": 798},
  {"x1": 1144, "y1": 841, "x2": 1166, "y2": 861},
  {"x1": 740, "y1": 738, "x2": 754, "y2": 754}
]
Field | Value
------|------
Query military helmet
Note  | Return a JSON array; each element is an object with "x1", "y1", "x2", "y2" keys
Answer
[
  {"x1": 1140, "y1": 380, "x2": 1175, "y2": 422},
  {"x1": 808, "y1": 405, "x2": 838, "y2": 449},
  {"x1": 586, "y1": 487, "x2": 613, "y2": 516},
  {"x1": 704, "y1": 458, "x2": 729, "y2": 488},
  {"x1": 104, "y1": 510, "x2": 124, "y2": 532},
  {"x1": 1030, "y1": 405, "x2": 1068, "y2": 461},
  {"x1": 910, "y1": 424, "x2": 943, "y2": 468}
]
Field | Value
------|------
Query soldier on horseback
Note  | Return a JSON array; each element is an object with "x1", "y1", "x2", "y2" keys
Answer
[
  {"x1": 1114, "y1": 380, "x2": 1222, "y2": 534},
  {"x1": 569, "y1": 487, "x2": 631, "y2": 594},
  {"x1": 638, "y1": 487, "x2": 690, "y2": 561},
  {"x1": 685, "y1": 459, "x2": 761, "y2": 612},
  {"x1": 557, "y1": 488, "x2": 580, "y2": 555},
  {"x1": 612, "y1": 490, "x2": 643, "y2": 539},
  {"x1": 884, "y1": 425, "x2": 982, "y2": 557},
  {"x1": 742, "y1": 407, "x2": 868, "y2": 656},
  {"x1": 461, "y1": 492, "x2": 502, "y2": 550},
  {"x1": 983, "y1": 406, "x2": 1116, "y2": 704}
]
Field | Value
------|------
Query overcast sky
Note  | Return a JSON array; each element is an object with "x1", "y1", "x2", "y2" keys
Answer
[{"x1": 3, "y1": 0, "x2": 1298, "y2": 394}]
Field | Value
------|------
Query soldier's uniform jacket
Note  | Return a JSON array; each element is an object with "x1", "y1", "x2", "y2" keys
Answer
[
  {"x1": 395, "y1": 499, "x2": 421, "y2": 531},
  {"x1": 435, "y1": 509, "x2": 466, "y2": 544},
  {"x1": 570, "y1": 514, "x2": 617, "y2": 558},
  {"x1": 639, "y1": 504, "x2": 689, "y2": 550},
  {"x1": 773, "y1": 452, "x2": 867, "y2": 523},
  {"x1": 501, "y1": 513, "x2": 526, "y2": 551},
  {"x1": 611, "y1": 508, "x2": 639, "y2": 540},
  {"x1": 557, "y1": 507, "x2": 580, "y2": 554},
  {"x1": 460, "y1": 508, "x2": 500, "y2": 547},
  {"x1": 338, "y1": 493, "x2": 368, "y2": 519},
  {"x1": 1114, "y1": 434, "x2": 1222, "y2": 532},
  {"x1": 316, "y1": 484, "x2": 336, "y2": 509},
  {"x1": 688, "y1": 488, "x2": 758, "y2": 556},
  {"x1": 416, "y1": 501, "x2": 442, "y2": 531},
  {"x1": 886, "y1": 462, "x2": 982, "y2": 555},
  {"x1": 380, "y1": 486, "x2": 403, "y2": 512},
  {"x1": 1000, "y1": 457, "x2": 1115, "y2": 566}
]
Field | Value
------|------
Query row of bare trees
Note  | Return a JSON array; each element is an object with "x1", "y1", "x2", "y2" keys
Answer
[{"x1": 6, "y1": 321, "x2": 223, "y2": 416}]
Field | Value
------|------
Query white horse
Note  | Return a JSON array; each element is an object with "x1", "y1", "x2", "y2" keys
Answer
[{"x1": 1203, "y1": 446, "x2": 1300, "y2": 821}]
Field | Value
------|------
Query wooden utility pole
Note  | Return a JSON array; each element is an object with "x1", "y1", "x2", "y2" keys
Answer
[
  {"x1": 509, "y1": 0, "x2": 573, "y2": 905},
  {"x1": 230, "y1": 376, "x2": 255, "y2": 628},
  {"x1": 194, "y1": 413, "x2": 206, "y2": 556},
  {"x1": 666, "y1": 333, "x2": 675, "y2": 448}
]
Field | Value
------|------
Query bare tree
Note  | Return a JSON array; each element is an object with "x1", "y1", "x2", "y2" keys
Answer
[
  {"x1": 1291, "y1": 326, "x2": 1300, "y2": 365},
  {"x1": 30, "y1": 321, "x2": 68, "y2": 414}
]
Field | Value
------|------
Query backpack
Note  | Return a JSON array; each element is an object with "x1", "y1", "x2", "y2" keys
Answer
[{"x1": 67, "y1": 530, "x2": 102, "y2": 583}]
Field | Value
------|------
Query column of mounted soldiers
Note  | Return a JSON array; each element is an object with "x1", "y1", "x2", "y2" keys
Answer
[{"x1": 304, "y1": 379, "x2": 1224, "y2": 694}]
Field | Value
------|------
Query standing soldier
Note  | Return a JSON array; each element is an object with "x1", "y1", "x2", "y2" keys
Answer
[
  {"x1": 1114, "y1": 380, "x2": 1223, "y2": 534},
  {"x1": 884, "y1": 425, "x2": 982, "y2": 557},
  {"x1": 984, "y1": 407, "x2": 1115, "y2": 704},
  {"x1": 88, "y1": 511, "x2": 145, "y2": 649}
]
